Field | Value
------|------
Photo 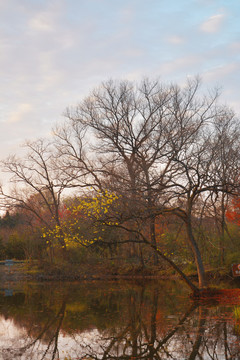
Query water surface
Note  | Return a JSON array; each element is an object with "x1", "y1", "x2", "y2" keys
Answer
[{"x1": 0, "y1": 280, "x2": 240, "y2": 359}]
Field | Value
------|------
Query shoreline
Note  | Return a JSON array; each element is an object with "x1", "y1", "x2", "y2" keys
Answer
[{"x1": 0, "y1": 261, "x2": 237, "y2": 286}]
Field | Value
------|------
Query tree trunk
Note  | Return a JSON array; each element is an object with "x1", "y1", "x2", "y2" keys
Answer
[
  {"x1": 219, "y1": 194, "x2": 226, "y2": 265},
  {"x1": 150, "y1": 216, "x2": 158, "y2": 265},
  {"x1": 149, "y1": 242, "x2": 199, "y2": 293},
  {"x1": 185, "y1": 220, "x2": 206, "y2": 289}
]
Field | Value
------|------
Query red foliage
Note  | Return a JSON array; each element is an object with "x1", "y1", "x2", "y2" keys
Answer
[
  {"x1": 155, "y1": 215, "x2": 170, "y2": 238},
  {"x1": 226, "y1": 197, "x2": 240, "y2": 225},
  {"x1": 191, "y1": 288, "x2": 240, "y2": 305},
  {"x1": 58, "y1": 204, "x2": 71, "y2": 219}
]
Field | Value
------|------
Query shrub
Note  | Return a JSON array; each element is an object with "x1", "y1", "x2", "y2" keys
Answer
[{"x1": 5, "y1": 233, "x2": 25, "y2": 259}]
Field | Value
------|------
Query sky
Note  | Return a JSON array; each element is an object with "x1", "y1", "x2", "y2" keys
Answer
[{"x1": 0, "y1": 0, "x2": 239, "y2": 185}]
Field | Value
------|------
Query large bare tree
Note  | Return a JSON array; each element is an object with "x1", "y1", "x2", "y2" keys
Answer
[
  {"x1": 1, "y1": 77, "x2": 239, "y2": 292},
  {"x1": 61, "y1": 77, "x2": 240, "y2": 290}
]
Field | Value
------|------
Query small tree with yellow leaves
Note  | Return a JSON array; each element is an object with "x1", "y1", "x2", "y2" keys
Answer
[{"x1": 42, "y1": 190, "x2": 122, "y2": 256}]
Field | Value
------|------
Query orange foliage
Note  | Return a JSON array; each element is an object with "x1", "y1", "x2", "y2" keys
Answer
[
  {"x1": 191, "y1": 288, "x2": 240, "y2": 305},
  {"x1": 226, "y1": 197, "x2": 240, "y2": 225},
  {"x1": 155, "y1": 215, "x2": 169, "y2": 240}
]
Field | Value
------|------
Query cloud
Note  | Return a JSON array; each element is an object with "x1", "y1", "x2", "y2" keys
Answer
[
  {"x1": 200, "y1": 13, "x2": 225, "y2": 33},
  {"x1": 7, "y1": 103, "x2": 33, "y2": 124},
  {"x1": 28, "y1": 1, "x2": 64, "y2": 33},
  {"x1": 158, "y1": 55, "x2": 202, "y2": 76},
  {"x1": 120, "y1": 5, "x2": 135, "y2": 23},
  {"x1": 29, "y1": 13, "x2": 54, "y2": 32},
  {"x1": 229, "y1": 41, "x2": 240, "y2": 52},
  {"x1": 202, "y1": 62, "x2": 240, "y2": 113},
  {"x1": 204, "y1": 62, "x2": 240, "y2": 81},
  {"x1": 166, "y1": 35, "x2": 185, "y2": 45}
]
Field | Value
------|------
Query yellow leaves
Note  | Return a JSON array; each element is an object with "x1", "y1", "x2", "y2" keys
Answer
[
  {"x1": 71, "y1": 190, "x2": 119, "y2": 221},
  {"x1": 41, "y1": 190, "x2": 120, "y2": 251}
]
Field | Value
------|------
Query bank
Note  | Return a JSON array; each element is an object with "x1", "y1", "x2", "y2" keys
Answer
[{"x1": 0, "y1": 259, "x2": 238, "y2": 288}]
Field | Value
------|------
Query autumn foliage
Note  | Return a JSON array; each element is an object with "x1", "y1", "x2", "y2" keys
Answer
[
  {"x1": 42, "y1": 190, "x2": 120, "y2": 250},
  {"x1": 226, "y1": 197, "x2": 240, "y2": 225}
]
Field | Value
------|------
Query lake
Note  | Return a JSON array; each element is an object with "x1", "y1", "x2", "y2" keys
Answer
[{"x1": 0, "y1": 279, "x2": 240, "y2": 359}]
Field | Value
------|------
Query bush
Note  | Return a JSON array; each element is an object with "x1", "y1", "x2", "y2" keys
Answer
[
  {"x1": 184, "y1": 262, "x2": 197, "y2": 275},
  {"x1": 0, "y1": 237, "x2": 6, "y2": 260},
  {"x1": 225, "y1": 251, "x2": 240, "y2": 269},
  {"x1": 5, "y1": 233, "x2": 25, "y2": 260}
]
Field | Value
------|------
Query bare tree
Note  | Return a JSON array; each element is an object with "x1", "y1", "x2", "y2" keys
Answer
[
  {"x1": 1, "y1": 77, "x2": 239, "y2": 293},
  {"x1": 0, "y1": 139, "x2": 72, "y2": 251},
  {"x1": 61, "y1": 77, "x2": 240, "y2": 290},
  {"x1": 162, "y1": 102, "x2": 240, "y2": 287},
  {"x1": 209, "y1": 109, "x2": 240, "y2": 263},
  {"x1": 63, "y1": 78, "x2": 188, "y2": 263}
]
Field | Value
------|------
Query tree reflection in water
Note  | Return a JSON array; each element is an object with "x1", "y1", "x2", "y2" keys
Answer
[{"x1": 0, "y1": 281, "x2": 240, "y2": 359}]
